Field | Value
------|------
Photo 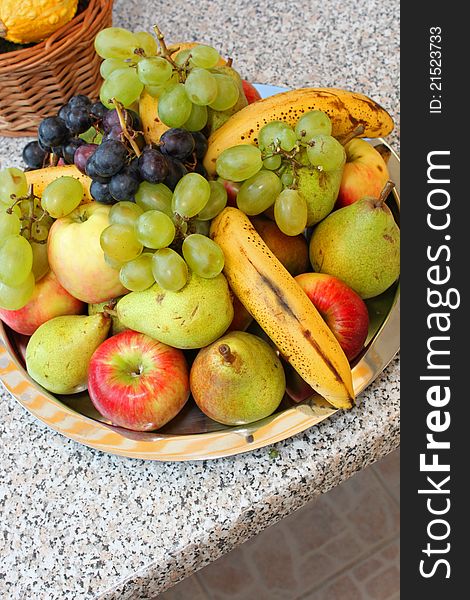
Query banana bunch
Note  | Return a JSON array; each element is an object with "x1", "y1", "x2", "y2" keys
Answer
[
  {"x1": 204, "y1": 87, "x2": 394, "y2": 176},
  {"x1": 211, "y1": 207, "x2": 355, "y2": 409},
  {"x1": 25, "y1": 165, "x2": 92, "y2": 201},
  {"x1": 139, "y1": 42, "x2": 227, "y2": 144}
]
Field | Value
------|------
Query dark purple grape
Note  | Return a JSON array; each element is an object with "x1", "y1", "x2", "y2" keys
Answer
[
  {"x1": 126, "y1": 158, "x2": 141, "y2": 181},
  {"x1": 103, "y1": 125, "x2": 123, "y2": 142},
  {"x1": 102, "y1": 108, "x2": 134, "y2": 133},
  {"x1": 160, "y1": 128, "x2": 195, "y2": 161},
  {"x1": 68, "y1": 94, "x2": 92, "y2": 108},
  {"x1": 66, "y1": 107, "x2": 93, "y2": 135},
  {"x1": 62, "y1": 137, "x2": 86, "y2": 164},
  {"x1": 85, "y1": 157, "x2": 111, "y2": 183},
  {"x1": 51, "y1": 146, "x2": 63, "y2": 158},
  {"x1": 109, "y1": 170, "x2": 140, "y2": 201},
  {"x1": 193, "y1": 162, "x2": 208, "y2": 178},
  {"x1": 191, "y1": 131, "x2": 208, "y2": 161},
  {"x1": 128, "y1": 109, "x2": 142, "y2": 131},
  {"x1": 90, "y1": 101, "x2": 108, "y2": 122},
  {"x1": 138, "y1": 149, "x2": 169, "y2": 183},
  {"x1": 74, "y1": 143, "x2": 98, "y2": 174},
  {"x1": 90, "y1": 180, "x2": 115, "y2": 204},
  {"x1": 38, "y1": 117, "x2": 69, "y2": 148},
  {"x1": 91, "y1": 140, "x2": 128, "y2": 177},
  {"x1": 38, "y1": 138, "x2": 51, "y2": 153},
  {"x1": 58, "y1": 104, "x2": 70, "y2": 122},
  {"x1": 22, "y1": 141, "x2": 48, "y2": 169},
  {"x1": 164, "y1": 158, "x2": 188, "y2": 190}
]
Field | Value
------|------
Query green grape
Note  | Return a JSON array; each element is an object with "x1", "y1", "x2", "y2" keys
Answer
[
  {"x1": 190, "y1": 219, "x2": 211, "y2": 236},
  {"x1": 135, "y1": 210, "x2": 175, "y2": 249},
  {"x1": 41, "y1": 176, "x2": 83, "y2": 218},
  {"x1": 183, "y1": 103, "x2": 208, "y2": 131},
  {"x1": 100, "y1": 68, "x2": 144, "y2": 109},
  {"x1": 31, "y1": 241, "x2": 49, "y2": 281},
  {"x1": 109, "y1": 201, "x2": 144, "y2": 226},
  {"x1": 295, "y1": 110, "x2": 332, "y2": 143},
  {"x1": 208, "y1": 74, "x2": 240, "y2": 111},
  {"x1": 236, "y1": 170, "x2": 282, "y2": 216},
  {"x1": 0, "y1": 271, "x2": 35, "y2": 310},
  {"x1": 197, "y1": 181, "x2": 227, "y2": 221},
  {"x1": 274, "y1": 189, "x2": 308, "y2": 236},
  {"x1": 172, "y1": 173, "x2": 211, "y2": 218},
  {"x1": 135, "y1": 181, "x2": 173, "y2": 215},
  {"x1": 182, "y1": 234, "x2": 224, "y2": 279},
  {"x1": 281, "y1": 172, "x2": 294, "y2": 187},
  {"x1": 94, "y1": 27, "x2": 138, "y2": 59},
  {"x1": 134, "y1": 31, "x2": 158, "y2": 56},
  {"x1": 100, "y1": 58, "x2": 130, "y2": 79},
  {"x1": 104, "y1": 254, "x2": 125, "y2": 270},
  {"x1": 263, "y1": 155, "x2": 282, "y2": 171},
  {"x1": 216, "y1": 145, "x2": 263, "y2": 182},
  {"x1": 30, "y1": 220, "x2": 50, "y2": 243},
  {"x1": 144, "y1": 74, "x2": 179, "y2": 97},
  {"x1": 0, "y1": 168, "x2": 28, "y2": 204},
  {"x1": 119, "y1": 253, "x2": 155, "y2": 292},
  {"x1": 79, "y1": 126, "x2": 101, "y2": 144},
  {"x1": 189, "y1": 45, "x2": 220, "y2": 69},
  {"x1": 306, "y1": 134, "x2": 346, "y2": 171},
  {"x1": 0, "y1": 208, "x2": 21, "y2": 238},
  {"x1": 152, "y1": 248, "x2": 188, "y2": 291},
  {"x1": 137, "y1": 57, "x2": 173, "y2": 86},
  {"x1": 174, "y1": 48, "x2": 192, "y2": 66},
  {"x1": 100, "y1": 224, "x2": 143, "y2": 263},
  {"x1": 184, "y1": 69, "x2": 218, "y2": 106},
  {"x1": 0, "y1": 234, "x2": 33, "y2": 286},
  {"x1": 158, "y1": 83, "x2": 192, "y2": 127},
  {"x1": 258, "y1": 121, "x2": 296, "y2": 151}
]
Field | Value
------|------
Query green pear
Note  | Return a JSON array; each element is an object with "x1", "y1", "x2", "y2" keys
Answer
[
  {"x1": 88, "y1": 298, "x2": 127, "y2": 336},
  {"x1": 117, "y1": 273, "x2": 234, "y2": 349},
  {"x1": 309, "y1": 182, "x2": 400, "y2": 299},
  {"x1": 206, "y1": 65, "x2": 248, "y2": 134},
  {"x1": 190, "y1": 331, "x2": 286, "y2": 425},
  {"x1": 26, "y1": 313, "x2": 110, "y2": 394},
  {"x1": 287, "y1": 148, "x2": 345, "y2": 226}
]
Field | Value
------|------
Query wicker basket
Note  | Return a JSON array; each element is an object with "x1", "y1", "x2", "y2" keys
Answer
[{"x1": 0, "y1": 0, "x2": 113, "y2": 137}]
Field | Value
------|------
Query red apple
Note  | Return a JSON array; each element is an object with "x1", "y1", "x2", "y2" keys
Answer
[
  {"x1": 88, "y1": 330, "x2": 190, "y2": 431},
  {"x1": 336, "y1": 139, "x2": 390, "y2": 209},
  {"x1": 48, "y1": 201, "x2": 127, "y2": 304},
  {"x1": 0, "y1": 270, "x2": 85, "y2": 335},
  {"x1": 295, "y1": 273, "x2": 369, "y2": 361},
  {"x1": 227, "y1": 293, "x2": 253, "y2": 332},
  {"x1": 242, "y1": 80, "x2": 262, "y2": 104},
  {"x1": 218, "y1": 177, "x2": 241, "y2": 207}
]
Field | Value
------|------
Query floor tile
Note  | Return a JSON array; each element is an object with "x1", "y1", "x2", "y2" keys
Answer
[
  {"x1": 157, "y1": 574, "x2": 208, "y2": 600},
  {"x1": 372, "y1": 448, "x2": 400, "y2": 503}
]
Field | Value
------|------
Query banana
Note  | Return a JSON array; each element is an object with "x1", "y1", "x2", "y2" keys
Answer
[
  {"x1": 26, "y1": 165, "x2": 92, "y2": 201},
  {"x1": 204, "y1": 87, "x2": 394, "y2": 176},
  {"x1": 140, "y1": 43, "x2": 227, "y2": 144},
  {"x1": 210, "y1": 207, "x2": 355, "y2": 409}
]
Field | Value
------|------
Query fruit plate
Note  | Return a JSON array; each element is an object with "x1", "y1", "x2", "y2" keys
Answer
[{"x1": 0, "y1": 84, "x2": 400, "y2": 461}]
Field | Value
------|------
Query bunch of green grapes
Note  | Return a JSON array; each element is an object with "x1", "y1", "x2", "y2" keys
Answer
[
  {"x1": 95, "y1": 27, "x2": 239, "y2": 133},
  {"x1": 215, "y1": 110, "x2": 346, "y2": 236},
  {"x1": 0, "y1": 169, "x2": 85, "y2": 311},
  {"x1": 100, "y1": 172, "x2": 228, "y2": 292}
]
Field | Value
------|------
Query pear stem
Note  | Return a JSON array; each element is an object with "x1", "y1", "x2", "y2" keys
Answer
[
  {"x1": 218, "y1": 344, "x2": 236, "y2": 364},
  {"x1": 375, "y1": 180, "x2": 395, "y2": 207},
  {"x1": 340, "y1": 124, "x2": 365, "y2": 146}
]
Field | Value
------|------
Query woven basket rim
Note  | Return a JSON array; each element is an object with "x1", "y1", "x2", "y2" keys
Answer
[{"x1": 0, "y1": 0, "x2": 113, "y2": 72}]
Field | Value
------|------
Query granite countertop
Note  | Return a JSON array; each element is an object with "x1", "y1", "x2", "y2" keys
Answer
[{"x1": 0, "y1": 0, "x2": 400, "y2": 598}]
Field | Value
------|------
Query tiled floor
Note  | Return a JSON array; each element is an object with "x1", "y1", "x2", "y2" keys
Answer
[{"x1": 158, "y1": 448, "x2": 400, "y2": 600}]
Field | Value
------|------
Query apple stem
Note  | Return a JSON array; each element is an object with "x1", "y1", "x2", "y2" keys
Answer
[
  {"x1": 375, "y1": 180, "x2": 395, "y2": 207},
  {"x1": 218, "y1": 344, "x2": 236, "y2": 364},
  {"x1": 340, "y1": 124, "x2": 365, "y2": 146}
]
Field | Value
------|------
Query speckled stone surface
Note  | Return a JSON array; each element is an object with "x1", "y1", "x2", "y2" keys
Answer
[{"x1": 0, "y1": 0, "x2": 399, "y2": 598}]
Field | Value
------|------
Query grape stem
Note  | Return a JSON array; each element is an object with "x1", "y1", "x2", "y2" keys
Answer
[
  {"x1": 111, "y1": 98, "x2": 142, "y2": 157},
  {"x1": 6, "y1": 185, "x2": 49, "y2": 244},
  {"x1": 153, "y1": 25, "x2": 181, "y2": 69}
]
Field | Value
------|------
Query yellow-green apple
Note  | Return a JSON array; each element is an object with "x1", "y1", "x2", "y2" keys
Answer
[
  {"x1": 48, "y1": 202, "x2": 127, "y2": 304},
  {"x1": 336, "y1": 139, "x2": 389, "y2": 209},
  {"x1": 251, "y1": 216, "x2": 310, "y2": 276},
  {"x1": 88, "y1": 330, "x2": 190, "y2": 431},
  {"x1": 295, "y1": 272, "x2": 369, "y2": 361},
  {"x1": 0, "y1": 270, "x2": 85, "y2": 335}
]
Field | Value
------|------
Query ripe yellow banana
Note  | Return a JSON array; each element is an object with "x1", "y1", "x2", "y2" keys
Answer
[
  {"x1": 204, "y1": 87, "x2": 394, "y2": 176},
  {"x1": 140, "y1": 42, "x2": 227, "y2": 144},
  {"x1": 25, "y1": 165, "x2": 92, "y2": 201},
  {"x1": 211, "y1": 207, "x2": 355, "y2": 409}
]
